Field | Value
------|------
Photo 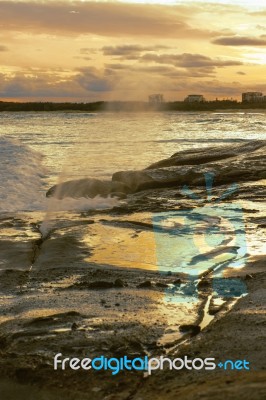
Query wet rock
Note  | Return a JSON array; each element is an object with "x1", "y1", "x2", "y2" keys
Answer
[
  {"x1": 71, "y1": 322, "x2": 78, "y2": 331},
  {"x1": 179, "y1": 324, "x2": 201, "y2": 335},
  {"x1": 92, "y1": 387, "x2": 102, "y2": 393},
  {"x1": 209, "y1": 306, "x2": 223, "y2": 315},
  {"x1": 112, "y1": 168, "x2": 204, "y2": 193},
  {"x1": 89, "y1": 281, "x2": 114, "y2": 289},
  {"x1": 245, "y1": 274, "x2": 254, "y2": 280},
  {"x1": 137, "y1": 280, "x2": 152, "y2": 288},
  {"x1": 71, "y1": 281, "x2": 115, "y2": 290},
  {"x1": 197, "y1": 279, "x2": 211, "y2": 289},
  {"x1": 65, "y1": 311, "x2": 82, "y2": 317},
  {"x1": 122, "y1": 220, "x2": 154, "y2": 230},
  {"x1": 0, "y1": 335, "x2": 8, "y2": 348},
  {"x1": 155, "y1": 282, "x2": 169, "y2": 288},
  {"x1": 15, "y1": 368, "x2": 34, "y2": 384},
  {"x1": 25, "y1": 316, "x2": 56, "y2": 326},
  {"x1": 112, "y1": 140, "x2": 266, "y2": 194},
  {"x1": 110, "y1": 192, "x2": 127, "y2": 199},
  {"x1": 146, "y1": 140, "x2": 265, "y2": 169},
  {"x1": 110, "y1": 345, "x2": 129, "y2": 356},
  {"x1": 114, "y1": 279, "x2": 125, "y2": 288},
  {"x1": 173, "y1": 279, "x2": 182, "y2": 285},
  {"x1": 25, "y1": 311, "x2": 82, "y2": 327},
  {"x1": 128, "y1": 340, "x2": 143, "y2": 352},
  {"x1": 112, "y1": 170, "x2": 153, "y2": 192},
  {"x1": 165, "y1": 328, "x2": 177, "y2": 334}
]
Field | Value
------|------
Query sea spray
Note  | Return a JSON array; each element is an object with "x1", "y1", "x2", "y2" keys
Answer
[
  {"x1": 0, "y1": 137, "x2": 47, "y2": 212},
  {"x1": 38, "y1": 119, "x2": 126, "y2": 238},
  {"x1": 0, "y1": 135, "x2": 120, "y2": 215}
]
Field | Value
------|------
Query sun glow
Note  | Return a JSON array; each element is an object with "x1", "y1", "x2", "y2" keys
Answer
[
  {"x1": 116, "y1": 0, "x2": 265, "y2": 7},
  {"x1": 116, "y1": 0, "x2": 178, "y2": 4},
  {"x1": 245, "y1": 53, "x2": 266, "y2": 65}
]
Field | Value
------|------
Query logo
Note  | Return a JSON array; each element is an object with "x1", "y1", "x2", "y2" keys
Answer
[
  {"x1": 53, "y1": 354, "x2": 250, "y2": 375},
  {"x1": 153, "y1": 172, "x2": 247, "y2": 302}
]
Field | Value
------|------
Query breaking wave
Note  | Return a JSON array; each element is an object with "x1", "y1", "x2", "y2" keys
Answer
[
  {"x1": 0, "y1": 137, "x2": 47, "y2": 212},
  {"x1": 0, "y1": 137, "x2": 119, "y2": 213}
]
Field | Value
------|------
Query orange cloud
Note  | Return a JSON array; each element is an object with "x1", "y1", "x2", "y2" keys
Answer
[
  {"x1": 213, "y1": 35, "x2": 266, "y2": 46},
  {"x1": 0, "y1": 1, "x2": 221, "y2": 38}
]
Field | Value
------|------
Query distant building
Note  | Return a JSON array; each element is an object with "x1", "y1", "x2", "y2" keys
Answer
[
  {"x1": 184, "y1": 94, "x2": 205, "y2": 103},
  {"x1": 242, "y1": 92, "x2": 263, "y2": 102},
  {"x1": 148, "y1": 94, "x2": 164, "y2": 104}
]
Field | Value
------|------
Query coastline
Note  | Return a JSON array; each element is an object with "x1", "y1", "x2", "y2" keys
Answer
[
  {"x1": 1, "y1": 100, "x2": 266, "y2": 113},
  {"x1": 0, "y1": 140, "x2": 265, "y2": 399}
]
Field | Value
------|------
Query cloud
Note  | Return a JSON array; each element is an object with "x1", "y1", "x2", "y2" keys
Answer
[
  {"x1": 80, "y1": 48, "x2": 98, "y2": 55},
  {"x1": 74, "y1": 56, "x2": 93, "y2": 61},
  {"x1": 104, "y1": 64, "x2": 129, "y2": 71},
  {"x1": 105, "y1": 62, "x2": 179, "y2": 75},
  {"x1": 102, "y1": 44, "x2": 169, "y2": 58},
  {"x1": 0, "y1": 45, "x2": 8, "y2": 51},
  {"x1": 173, "y1": 79, "x2": 243, "y2": 97},
  {"x1": 212, "y1": 36, "x2": 266, "y2": 46},
  {"x1": 0, "y1": 67, "x2": 118, "y2": 99},
  {"x1": 256, "y1": 25, "x2": 266, "y2": 31},
  {"x1": 140, "y1": 52, "x2": 242, "y2": 69},
  {"x1": 75, "y1": 67, "x2": 115, "y2": 92},
  {"x1": 0, "y1": 1, "x2": 220, "y2": 38},
  {"x1": 0, "y1": 67, "x2": 261, "y2": 101},
  {"x1": 105, "y1": 62, "x2": 216, "y2": 79},
  {"x1": 237, "y1": 71, "x2": 246, "y2": 75},
  {"x1": 250, "y1": 10, "x2": 266, "y2": 16},
  {"x1": 0, "y1": 72, "x2": 81, "y2": 98}
]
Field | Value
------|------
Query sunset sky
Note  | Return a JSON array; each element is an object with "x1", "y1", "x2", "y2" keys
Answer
[{"x1": 0, "y1": 0, "x2": 266, "y2": 102}]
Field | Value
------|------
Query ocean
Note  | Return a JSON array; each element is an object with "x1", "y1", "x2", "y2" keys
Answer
[{"x1": 0, "y1": 111, "x2": 265, "y2": 212}]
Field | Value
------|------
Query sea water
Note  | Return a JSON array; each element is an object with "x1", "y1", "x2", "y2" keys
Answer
[{"x1": 0, "y1": 111, "x2": 265, "y2": 212}]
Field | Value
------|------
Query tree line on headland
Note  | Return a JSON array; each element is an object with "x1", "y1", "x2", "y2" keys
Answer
[{"x1": 0, "y1": 99, "x2": 266, "y2": 112}]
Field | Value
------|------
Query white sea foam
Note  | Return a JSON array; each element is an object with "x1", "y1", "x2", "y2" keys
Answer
[
  {"x1": 0, "y1": 137, "x2": 120, "y2": 213},
  {"x1": 0, "y1": 137, "x2": 47, "y2": 212}
]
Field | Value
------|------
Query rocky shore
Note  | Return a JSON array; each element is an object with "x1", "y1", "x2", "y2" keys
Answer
[{"x1": 0, "y1": 140, "x2": 265, "y2": 399}]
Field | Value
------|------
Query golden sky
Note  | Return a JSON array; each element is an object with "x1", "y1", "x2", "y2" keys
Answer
[{"x1": 0, "y1": 0, "x2": 266, "y2": 101}]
